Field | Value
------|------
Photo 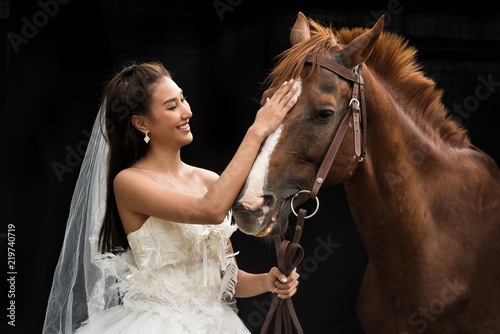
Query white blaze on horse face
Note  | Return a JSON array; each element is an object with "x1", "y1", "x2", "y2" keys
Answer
[
  {"x1": 238, "y1": 124, "x2": 283, "y2": 224},
  {"x1": 238, "y1": 79, "x2": 302, "y2": 225}
]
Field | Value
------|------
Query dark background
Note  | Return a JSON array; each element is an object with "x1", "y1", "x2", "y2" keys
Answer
[{"x1": 1, "y1": 0, "x2": 499, "y2": 333}]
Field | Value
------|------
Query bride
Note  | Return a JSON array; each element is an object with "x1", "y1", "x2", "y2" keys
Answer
[{"x1": 43, "y1": 62, "x2": 299, "y2": 333}]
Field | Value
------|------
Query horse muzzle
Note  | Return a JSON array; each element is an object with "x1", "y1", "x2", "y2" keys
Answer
[{"x1": 232, "y1": 196, "x2": 291, "y2": 237}]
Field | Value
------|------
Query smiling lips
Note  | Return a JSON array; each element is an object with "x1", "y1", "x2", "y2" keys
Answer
[{"x1": 177, "y1": 123, "x2": 190, "y2": 131}]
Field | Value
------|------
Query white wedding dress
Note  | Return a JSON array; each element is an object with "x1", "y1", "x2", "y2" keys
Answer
[{"x1": 75, "y1": 214, "x2": 250, "y2": 333}]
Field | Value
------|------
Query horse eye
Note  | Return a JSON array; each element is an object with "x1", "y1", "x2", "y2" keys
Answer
[{"x1": 317, "y1": 110, "x2": 334, "y2": 119}]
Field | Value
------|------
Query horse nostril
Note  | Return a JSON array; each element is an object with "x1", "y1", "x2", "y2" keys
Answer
[{"x1": 262, "y1": 194, "x2": 276, "y2": 209}]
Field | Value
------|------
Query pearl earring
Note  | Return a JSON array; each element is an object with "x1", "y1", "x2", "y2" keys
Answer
[{"x1": 144, "y1": 130, "x2": 150, "y2": 144}]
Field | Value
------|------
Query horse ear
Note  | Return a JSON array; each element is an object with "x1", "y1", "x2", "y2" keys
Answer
[
  {"x1": 290, "y1": 12, "x2": 310, "y2": 46},
  {"x1": 338, "y1": 15, "x2": 385, "y2": 68}
]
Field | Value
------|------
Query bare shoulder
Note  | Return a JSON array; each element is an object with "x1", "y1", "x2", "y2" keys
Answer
[
  {"x1": 113, "y1": 168, "x2": 153, "y2": 234},
  {"x1": 114, "y1": 167, "x2": 150, "y2": 190}
]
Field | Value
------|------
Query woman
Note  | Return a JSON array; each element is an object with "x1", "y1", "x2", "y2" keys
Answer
[{"x1": 43, "y1": 62, "x2": 299, "y2": 333}]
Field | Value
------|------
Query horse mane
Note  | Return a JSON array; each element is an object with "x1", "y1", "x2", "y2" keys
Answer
[{"x1": 265, "y1": 18, "x2": 471, "y2": 149}]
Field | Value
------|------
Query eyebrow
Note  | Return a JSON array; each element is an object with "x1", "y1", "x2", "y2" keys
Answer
[{"x1": 162, "y1": 90, "x2": 183, "y2": 105}]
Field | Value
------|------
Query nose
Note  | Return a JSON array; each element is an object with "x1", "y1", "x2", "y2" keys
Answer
[
  {"x1": 181, "y1": 100, "x2": 192, "y2": 119},
  {"x1": 182, "y1": 107, "x2": 192, "y2": 120}
]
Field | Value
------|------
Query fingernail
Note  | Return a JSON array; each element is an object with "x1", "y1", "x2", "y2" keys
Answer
[
  {"x1": 266, "y1": 97, "x2": 270, "y2": 102},
  {"x1": 289, "y1": 78, "x2": 294, "y2": 82},
  {"x1": 282, "y1": 277, "x2": 288, "y2": 283},
  {"x1": 283, "y1": 81, "x2": 288, "y2": 85}
]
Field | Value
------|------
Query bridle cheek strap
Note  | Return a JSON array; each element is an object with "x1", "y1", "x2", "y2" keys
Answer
[
  {"x1": 310, "y1": 107, "x2": 353, "y2": 198},
  {"x1": 304, "y1": 54, "x2": 367, "y2": 199},
  {"x1": 351, "y1": 64, "x2": 366, "y2": 159}
]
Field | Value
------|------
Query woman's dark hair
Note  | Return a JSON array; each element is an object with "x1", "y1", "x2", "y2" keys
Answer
[{"x1": 99, "y1": 62, "x2": 171, "y2": 253}]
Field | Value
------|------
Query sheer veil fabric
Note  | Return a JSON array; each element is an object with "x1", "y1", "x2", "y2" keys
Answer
[{"x1": 43, "y1": 108, "x2": 123, "y2": 333}]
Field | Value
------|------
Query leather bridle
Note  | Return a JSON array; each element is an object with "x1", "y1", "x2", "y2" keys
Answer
[
  {"x1": 260, "y1": 54, "x2": 367, "y2": 334},
  {"x1": 307, "y1": 53, "x2": 367, "y2": 199}
]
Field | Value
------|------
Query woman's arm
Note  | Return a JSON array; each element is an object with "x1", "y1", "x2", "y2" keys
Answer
[
  {"x1": 234, "y1": 268, "x2": 299, "y2": 300},
  {"x1": 114, "y1": 80, "x2": 298, "y2": 225},
  {"x1": 228, "y1": 243, "x2": 300, "y2": 299}
]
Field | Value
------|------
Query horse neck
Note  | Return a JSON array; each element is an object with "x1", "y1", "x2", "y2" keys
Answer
[{"x1": 343, "y1": 68, "x2": 444, "y2": 266}]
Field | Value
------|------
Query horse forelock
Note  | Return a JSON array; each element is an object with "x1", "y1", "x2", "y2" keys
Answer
[
  {"x1": 265, "y1": 18, "x2": 342, "y2": 91},
  {"x1": 267, "y1": 17, "x2": 471, "y2": 150}
]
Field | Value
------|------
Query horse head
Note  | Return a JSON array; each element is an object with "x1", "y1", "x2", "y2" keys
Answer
[{"x1": 232, "y1": 13, "x2": 384, "y2": 237}]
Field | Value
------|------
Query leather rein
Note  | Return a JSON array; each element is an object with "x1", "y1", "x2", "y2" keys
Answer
[{"x1": 260, "y1": 54, "x2": 367, "y2": 334}]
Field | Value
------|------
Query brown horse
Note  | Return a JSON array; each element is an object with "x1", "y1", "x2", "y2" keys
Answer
[{"x1": 232, "y1": 12, "x2": 500, "y2": 333}]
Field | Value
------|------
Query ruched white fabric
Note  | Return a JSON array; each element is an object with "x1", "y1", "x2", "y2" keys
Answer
[{"x1": 75, "y1": 214, "x2": 250, "y2": 334}]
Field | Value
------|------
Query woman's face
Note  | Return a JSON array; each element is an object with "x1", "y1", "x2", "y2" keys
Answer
[{"x1": 147, "y1": 76, "x2": 193, "y2": 148}]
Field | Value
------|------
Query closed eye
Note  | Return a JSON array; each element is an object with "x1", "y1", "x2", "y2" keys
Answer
[{"x1": 168, "y1": 95, "x2": 188, "y2": 110}]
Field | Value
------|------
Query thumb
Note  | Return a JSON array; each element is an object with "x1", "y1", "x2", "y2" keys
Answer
[{"x1": 270, "y1": 267, "x2": 288, "y2": 283}]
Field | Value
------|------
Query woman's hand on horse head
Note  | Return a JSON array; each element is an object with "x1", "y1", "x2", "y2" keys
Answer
[
  {"x1": 265, "y1": 267, "x2": 300, "y2": 299},
  {"x1": 253, "y1": 79, "x2": 298, "y2": 138}
]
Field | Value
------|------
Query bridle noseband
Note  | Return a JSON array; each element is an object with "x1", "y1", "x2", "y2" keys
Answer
[{"x1": 260, "y1": 54, "x2": 367, "y2": 334}]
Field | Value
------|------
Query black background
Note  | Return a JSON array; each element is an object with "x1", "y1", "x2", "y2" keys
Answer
[{"x1": 2, "y1": 0, "x2": 499, "y2": 333}]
